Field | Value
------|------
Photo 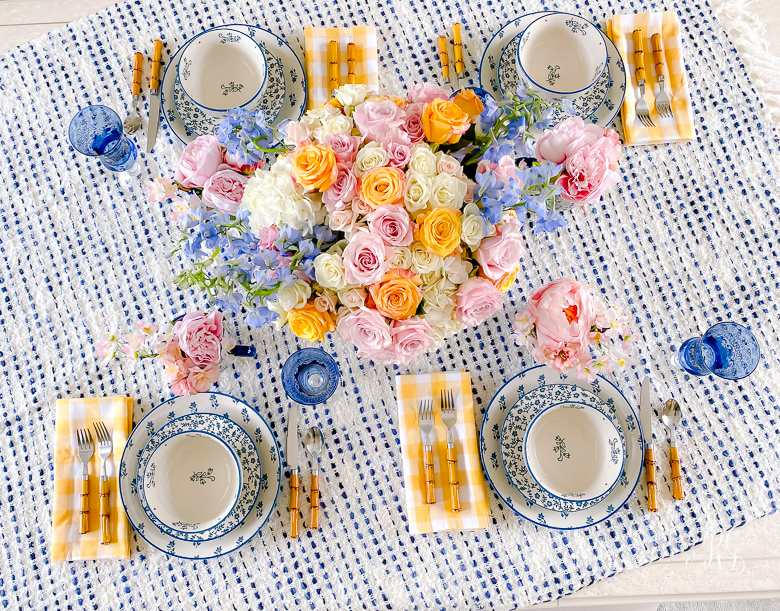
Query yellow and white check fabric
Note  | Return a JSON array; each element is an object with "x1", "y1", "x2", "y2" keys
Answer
[
  {"x1": 52, "y1": 396, "x2": 133, "y2": 562},
  {"x1": 608, "y1": 11, "x2": 696, "y2": 146},
  {"x1": 304, "y1": 26, "x2": 379, "y2": 109},
  {"x1": 395, "y1": 371, "x2": 490, "y2": 534}
]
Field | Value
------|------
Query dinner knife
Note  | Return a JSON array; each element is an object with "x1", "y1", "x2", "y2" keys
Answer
[
  {"x1": 146, "y1": 39, "x2": 163, "y2": 153},
  {"x1": 640, "y1": 376, "x2": 658, "y2": 512},
  {"x1": 287, "y1": 404, "x2": 300, "y2": 539}
]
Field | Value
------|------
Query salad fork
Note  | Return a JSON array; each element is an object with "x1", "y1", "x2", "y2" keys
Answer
[
  {"x1": 440, "y1": 390, "x2": 461, "y2": 512},
  {"x1": 417, "y1": 399, "x2": 436, "y2": 504},
  {"x1": 651, "y1": 33, "x2": 673, "y2": 118},
  {"x1": 93, "y1": 422, "x2": 113, "y2": 544},
  {"x1": 76, "y1": 428, "x2": 94, "y2": 534},
  {"x1": 632, "y1": 29, "x2": 654, "y2": 127}
]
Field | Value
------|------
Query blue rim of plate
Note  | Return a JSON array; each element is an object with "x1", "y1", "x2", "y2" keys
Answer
[
  {"x1": 521, "y1": 400, "x2": 625, "y2": 504},
  {"x1": 479, "y1": 364, "x2": 644, "y2": 530},
  {"x1": 119, "y1": 392, "x2": 281, "y2": 559}
]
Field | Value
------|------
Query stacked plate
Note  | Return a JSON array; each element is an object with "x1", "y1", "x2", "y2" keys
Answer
[
  {"x1": 119, "y1": 393, "x2": 281, "y2": 558},
  {"x1": 479, "y1": 365, "x2": 644, "y2": 529},
  {"x1": 161, "y1": 24, "x2": 307, "y2": 144},
  {"x1": 479, "y1": 11, "x2": 627, "y2": 129}
]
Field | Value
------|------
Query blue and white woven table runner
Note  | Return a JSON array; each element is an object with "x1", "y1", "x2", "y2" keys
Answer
[{"x1": 0, "y1": 0, "x2": 779, "y2": 608}]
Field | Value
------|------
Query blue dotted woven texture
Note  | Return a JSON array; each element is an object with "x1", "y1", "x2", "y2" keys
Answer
[{"x1": 0, "y1": 0, "x2": 779, "y2": 608}]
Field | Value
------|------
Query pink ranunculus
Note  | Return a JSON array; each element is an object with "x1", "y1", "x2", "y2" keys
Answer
[
  {"x1": 174, "y1": 135, "x2": 222, "y2": 188},
  {"x1": 322, "y1": 163, "x2": 358, "y2": 211},
  {"x1": 337, "y1": 307, "x2": 393, "y2": 358},
  {"x1": 477, "y1": 155, "x2": 525, "y2": 187},
  {"x1": 367, "y1": 204, "x2": 414, "y2": 247},
  {"x1": 201, "y1": 165, "x2": 248, "y2": 214},
  {"x1": 169, "y1": 375, "x2": 194, "y2": 396},
  {"x1": 329, "y1": 208, "x2": 354, "y2": 231},
  {"x1": 257, "y1": 225, "x2": 279, "y2": 249},
  {"x1": 388, "y1": 317, "x2": 437, "y2": 364},
  {"x1": 342, "y1": 230, "x2": 391, "y2": 285},
  {"x1": 174, "y1": 311, "x2": 230, "y2": 367},
  {"x1": 224, "y1": 151, "x2": 265, "y2": 175},
  {"x1": 558, "y1": 138, "x2": 620, "y2": 204},
  {"x1": 408, "y1": 82, "x2": 452, "y2": 104},
  {"x1": 535, "y1": 117, "x2": 623, "y2": 166},
  {"x1": 384, "y1": 139, "x2": 411, "y2": 168},
  {"x1": 526, "y1": 278, "x2": 597, "y2": 354},
  {"x1": 352, "y1": 99, "x2": 406, "y2": 142},
  {"x1": 475, "y1": 221, "x2": 525, "y2": 281},
  {"x1": 403, "y1": 103, "x2": 426, "y2": 144},
  {"x1": 322, "y1": 133, "x2": 363, "y2": 163},
  {"x1": 455, "y1": 277, "x2": 504, "y2": 327},
  {"x1": 531, "y1": 340, "x2": 590, "y2": 373},
  {"x1": 187, "y1": 364, "x2": 221, "y2": 393},
  {"x1": 281, "y1": 120, "x2": 311, "y2": 147}
]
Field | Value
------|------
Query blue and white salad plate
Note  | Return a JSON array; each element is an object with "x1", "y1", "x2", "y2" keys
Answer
[
  {"x1": 479, "y1": 365, "x2": 643, "y2": 529},
  {"x1": 137, "y1": 412, "x2": 261, "y2": 542},
  {"x1": 119, "y1": 392, "x2": 281, "y2": 558}
]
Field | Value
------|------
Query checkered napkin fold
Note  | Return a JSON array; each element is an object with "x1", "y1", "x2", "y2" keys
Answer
[
  {"x1": 52, "y1": 397, "x2": 132, "y2": 562},
  {"x1": 395, "y1": 372, "x2": 490, "y2": 534},
  {"x1": 304, "y1": 26, "x2": 379, "y2": 109},
  {"x1": 608, "y1": 11, "x2": 696, "y2": 145}
]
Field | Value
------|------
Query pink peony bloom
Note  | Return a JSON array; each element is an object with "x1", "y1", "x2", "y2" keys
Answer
[
  {"x1": 525, "y1": 278, "x2": 597, "y2": 354},
  {"x1": 224, "y1": 151, "x2": 265, "y2": 175},
  {"x1": 402, "y1": 103, "x2": 426, "y2": 143},
  {"x1": 337, "y1": 307, "x2": 393, "y2": 358},
  {"x1": 146, "y1": 177, "x2": 177, "y2": 202},
  {"x1": 367, "y1": 205, "x2": 414, "y2": 247},
  {"x1": 173, "y1": 311, "x2": 231, "y2": 367},
  {"x1": 169, "y1": 375, "x2": 194, "y2": 396},
  {"x1": 558, "y1": 138, "x2": 621, "y2": 204},
  {"x1": 201, "y1": 165, "x2": 248, "y2": 214},
  {"x1": 352, "y1": 99, "x2": 406, "y2": 142},
  {"x1": 187, "y1": 364, "x2": 221, "y2": 393},
  {"x1": 257, "y1": 225, "x2": 279, "y2": 249},
  {"x1": 387, "y1": 317, "x2": 437, "y2": 364},
  {"x1": 342, "y1": 230, "x2": 392, "y2": 285},
  {"x1": 408, "y1": 82, "x2": 451, "y2": 104},
  {"x1": 322, "y1": 133, "x2": 363, "y2": 163},
  {"x1": 475, "y1": 221, "x2": 525, "y2": 281},
  {"x1": 174, "y1": 135, "x2": 222, "y2": 188},
  {"x1": 476, "y1": 155, "x2": 525, "y2": 187},
  {"x1": 322, "y1": 163, "x2": 358, "y2": 211},
  {"x1": 383, "y1": 139, "x2": 411, "y2": 168},
  {"x1": 531, "y1": 340, "x2": 590, "y2": 373},
  {"x1": 455, "y1": 277, "x2": 503, "y2": 327}
]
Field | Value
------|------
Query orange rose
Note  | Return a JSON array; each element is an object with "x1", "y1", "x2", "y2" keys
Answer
[
  {"x1": 369, "y1": 268, "x2": 423, "y2": 320},
  {"x1": 452, "y1": 89, "x2": 485, "y2": 120},
  {"x1": 492, "y1": 265, "x2": 521, "y2": 293},
  {"x1": 292, "y1": 144, "x2": 338, "y2": 192},
  {"x1": 286, "y1": 302, "x2": 335, "y2": 342},
  {"x1": 415, "y1": 207, "x2": 462, "y2": 257},
  {"x1": 421, "y1": 99, "x2": 471, "y2": 145},
  {"x1": 359, "y1": 167, "x2": 406, "y2": 208}
]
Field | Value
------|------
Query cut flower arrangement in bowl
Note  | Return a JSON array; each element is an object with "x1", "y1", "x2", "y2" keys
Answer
[{"x1": 147, "y1": 83, "x2": 623, "y2": 365}]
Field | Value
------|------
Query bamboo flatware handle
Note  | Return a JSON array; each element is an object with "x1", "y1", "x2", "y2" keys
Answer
[
  {"x1": 309, "y1": 473, "x2": 320, "y2": 529},
  {"x1": 346, "y1": 43, "x2": 356, "y2": 84},
  {"x1": 670, "y1": 446, "x2": 684, "y2": 500},
  {"x1": 423, "y1": 447, "x2": 436, "y2": 504},
  {"x1": 644, "y1": 448, "x2": 658, "y2": 512},
  {"x1": 327, "y1": 40, "x2": 340, "y2": 94},
  {"x1": 452, "y1": 22, "x2": 465, "y2": 77},
  {"x1": 446, "y1": 446, "x2": 461, "y2": 512},
  {"x1": 289, "y1": 473, "x2": 300, "y2": 538},
  {"x1": 132, "y1": 52, "x2": 143, "y2": 96},
  {"x1": 632, "y1": 29, "x2": 646, "y2": 82},
  {"x1": 438, "y1": 36, "x2": 450, "y2": 83},
  {"x1": 150, "y1": 40, "x2": 163, "y2": 90},
  {"x1": 650, "y1": 33, "x2": 667, "y2": 77},
  {"x1": 79, "y1": 478, "x2": 89, "y2": 534},
  {"x1": 99, "y1": 478, "x2": 111, "y2": 544}
]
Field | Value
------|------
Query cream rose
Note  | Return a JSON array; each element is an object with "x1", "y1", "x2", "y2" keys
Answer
[
  {"x1": 313, "y1": 252, "x2": 348, "y2": 290},
  {"x1": 335, "y1": 83, "x2": 369, "y2": 107},
  {"x1": 404, "y1": 173, "x2": 432, "y2": 215},
  {"x1": 461, "y1": 202, "x2": 487, "y2": 248},
  {"x1": 430, "y1": 173, "x2": 467, "y2": 210},
  {"x1": 315, "y1": 114, "x2": 354, "y2": 139},
  {"x1": 410, "y1": 242, "x2": 443, "y2": 276},
  {"x1": 435, "y1": 152, "x2": 463, "y2": 176},
  {"x1": 408, "y1": 144, "x2": 437, "y2": 177},
  {"x1": 337, "y1": 287, "x2": 367, "y2": 309},
  {"x1": 354, "y1": 141, "x2": 390, "y2": 178},
  {"x1": 275, "y1": 279, "x2": 312, "y2": 311},
  {"x1": 392, "y1": 246, "x2": 412, "y2": 269}
]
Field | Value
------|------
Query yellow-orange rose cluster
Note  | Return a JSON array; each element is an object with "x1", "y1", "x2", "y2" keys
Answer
[
  {"x1": 368, "y1": 269, "x2": 424, "y2": 320},
  {"x1": 415, "y1": 207, "x2": 462, "y2": 258},
  {"x1": 286, "y1": 303, "x2": 336, "y2": 342},
  {"x1": 421, "y1": 99, "x2": 471, "y2": 145},
  {"x1": 359, "y1": 167, "x2": 406, "y2": 208}
]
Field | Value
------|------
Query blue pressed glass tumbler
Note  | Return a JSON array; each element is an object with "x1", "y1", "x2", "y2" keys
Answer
[
  {"x1": 282, "y1": 348, "x2": 341, "y2": 406},
  {"x1": 674, "y1": 322, "x2": 760, "y2": 380},
  {"x1": 68, "y1": 105, "x2": 141, "y2": 176}
]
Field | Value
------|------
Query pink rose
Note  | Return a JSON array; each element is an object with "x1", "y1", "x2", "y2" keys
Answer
[
  {"x1": 408, "y1": 82, "x2": 451, "y2": 104},
  {"x1": 525, "y1": 278, "x2": 597, "y2": 352},
  {"x1": 187, "y1": 364, "x2": 221, "y2": 393},
  {"x1": 322, "y1": 163, "x2": 358, "y2": 211},
  {"x1": 174, "y1": 135, "x2": 222, "y2": 188},
  {"x1": 403, "y1": 103, "x2": 426, "y2": 143},
  {"x1": 322, "y1": 133, "x2": 362, "y2": 163},
  {"x1": 367, "y1": 205, "x2": 414, "y2": 247},
  {"x1": 201, "y1": 165, "x2": 248, "y2": 214},
  {"x1": 388, "y1": 317, "x2": 436, "y2": 364},
  {"x1": 353, "y1": 99, "x2": 406, "y2": 142},
  {"x1": 455, "y1": 277, "x2": 503, "y2": 327},
  {"x1": 384, "y1": 139, "x2": 411, "y2": 168},
  {"x1": 174, "y1": 311, "x2": 231, "y2": 367},
  {"x1": 435, "y1": 152, "x2": 463, "y2": 177},
  {"x1": 224, "y1": 151, "x2": 265, "y2": 175},
  {"x1": 257, "y1": 225, "x2": 279, "y2": 249},
  {"x1": 329, "y1": 208, "x2": 354, "y2": 231},
  {"x1": 342, "y1": 231, "x2": 391, "y2": 285},
  {"x1": 558, "y1": 138, "x2": 620, "y2": 204},
  {"x1": 477, "y1": 155, "x2": 525, "y2": 187},
  {"x1": 337, "y1": 307, "x2": 392, "y2": 358},
  {"x1": 475, "y1": 221, "x2": 525, "y2": 281}
]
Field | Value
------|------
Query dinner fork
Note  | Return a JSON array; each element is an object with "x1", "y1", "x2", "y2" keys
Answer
[
  {"x1": 440, "y1": 390, "x2": 461, "y2": 512},
  {"x1": 76, "y1": 428, "x2": 94, "y2": 534},
  {"x1": 93, "y1": 422, "x2": 113, "y2": 544},
  {"x1": 632, "y1": 29, "x2": 654, "y2": 127},
  {"x1": 651, "y1": 33, "x2": 673, "y2": 118},
  {"x1": 417, "y1": 399, "x2": 436, "y2": 504}
]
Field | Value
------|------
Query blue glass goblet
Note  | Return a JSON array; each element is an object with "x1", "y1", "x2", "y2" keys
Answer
[
  {"x1": 282, "y1": 348, "x2": 341, "y2": 406},
  {"x1": 675, "y1": 322, "x2": 760, "y2": 380},
  {"x1": 68, "y1": 105, "x2": 141, "y2": 176}
]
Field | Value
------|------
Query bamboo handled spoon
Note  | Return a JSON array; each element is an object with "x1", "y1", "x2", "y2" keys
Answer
[{"x1": 304, "y1": 426, "x2": 323, "y2": 529}]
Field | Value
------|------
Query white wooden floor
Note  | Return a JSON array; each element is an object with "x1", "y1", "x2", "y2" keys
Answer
[{"x1": 2, "y1": 0, "x2": 780, "y2": 606}]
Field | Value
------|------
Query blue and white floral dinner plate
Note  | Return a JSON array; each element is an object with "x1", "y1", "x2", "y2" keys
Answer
[
  {"x1": 119, "y1": 392, "x2": 281, "y2": 558},
  {"x1": 161, "y1": 24, "x2": 306, "y2": 144},
  {"x1": 137, "y1": 412, "x2": 261, "y2": 542},
  {"x1": 479, "y1": 365, "x2": 643, "y2": 529}
]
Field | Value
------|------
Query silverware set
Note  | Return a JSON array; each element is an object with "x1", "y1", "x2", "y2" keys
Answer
[
  {"x1": 75, "y1": 422, "x2": 114, "y2": 543},
  {"x1": 633, "y1": 29, "x2": 673, "y2": 127},
  {"x1": 122, "y1": 40, "x2": 164, "y2": 151},
  {"x1": 416, "y1": 390, "x2": 461, "y2": 512},
  {"x1": 287, "y1": 404, "x2": 325, "y2": 538}
]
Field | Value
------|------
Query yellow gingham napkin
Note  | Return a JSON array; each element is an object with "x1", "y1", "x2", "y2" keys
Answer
[
  {"x1": 608, "y1": 11, "x2": 696, "y2": 145},
  {"x1": 395, "y1": 371, "x2": 490, "y2": 534},
  {"x1": 52, "y1": 397, "x2": 133, "y2": 561},
  {"x1": 304, "y1": 26, "x2": 379, "y2": 109}
]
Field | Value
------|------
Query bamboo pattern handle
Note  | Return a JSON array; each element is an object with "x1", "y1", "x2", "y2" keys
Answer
[
  {"x1": 346, "y1": 43, "x2": 356, "y2": 85},
  {"x1": 132, "y1": 52, "x2": 143, "y2": 96},
  {"x1": 289, "y1": 473, "x2": 300, "y2": 538},
  {"x1": 644, "y1": 448, "x2": 658, "y2": 512},
  {"x1": 632, "y1": 29, "x2": 646, "y2": 82},
  {"x1": 670, "y1": 446, "x2": 684, "y2": 500},
  {"x1": 438, "y1": 36, "x2": 450, "y2": 82},
  {"x1": 650, "y1": 33, "x2": 667, "y2": 77},
  {"x1": 447, "y1": 446, "x2": 461, "y2": 512},
  {"x1": 99, "y1": 478, "x2": 111, "y2": 545},
  {"x1": 452, "y1": 22, "x2": 465, "y2": 76},
  {"x1": 423, "y1": 448, "x2": 435, "y2": 504},
  {"x1": 79, "y1": 478, "x2": 89, "y2": 534},
  {"x1": 327, "y1": 41, "x2": 340, "y2": 94},
  {"x1": 310, "y1": 473, "x2": 320, "y2": 529},
  {"x1": 150, "y1": 40, "x2": 163, "y2": 90}
]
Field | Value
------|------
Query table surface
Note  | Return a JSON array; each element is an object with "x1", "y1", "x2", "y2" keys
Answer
[{"x1": 2, "y1": 0, "x2": 780, "y2": 607}]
